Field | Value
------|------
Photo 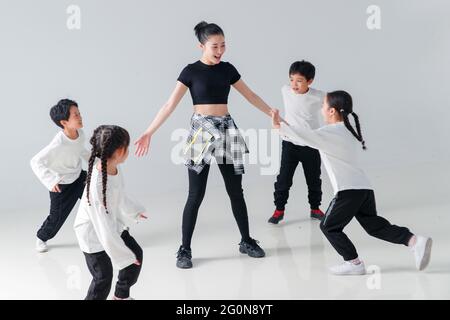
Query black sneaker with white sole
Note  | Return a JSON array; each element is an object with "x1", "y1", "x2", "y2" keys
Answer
[
  {"x1": 239, "y1": 238, "x2": 266, "y2": 258},
  {"x1": 176, "y1": 246, "x2": 193, "y2": 269}
]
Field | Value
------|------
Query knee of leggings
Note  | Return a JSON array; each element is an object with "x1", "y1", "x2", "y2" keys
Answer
[
  {"x1": 135, "y1": 247, "x2": 143, "y2": 262},
  {"x1": 96, "y1": 271, "x2": 113, "y2": 284},
  {"x1": 227, "y1": 189, "x2": 244, "y2": 200},
  {"x1": 188, "y1": 189, "x2": 206, "y2": 201}
]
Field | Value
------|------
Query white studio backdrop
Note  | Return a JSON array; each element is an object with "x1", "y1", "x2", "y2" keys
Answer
[{"x1": 0, "y1": 0, "x2": 449, "y2": 213}]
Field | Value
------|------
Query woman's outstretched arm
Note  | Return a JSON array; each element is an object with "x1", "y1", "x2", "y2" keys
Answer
[
  {"x1": 134, "y1": 81, "x2": 188, "y2": 157},
  {"x1": 232, "y1": 79, "x2": 273, "y2": 117}
]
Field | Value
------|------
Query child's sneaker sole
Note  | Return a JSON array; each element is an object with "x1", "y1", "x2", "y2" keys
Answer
[{"x1": 419, "y1": 238, "x2": 433, "y2": 271}]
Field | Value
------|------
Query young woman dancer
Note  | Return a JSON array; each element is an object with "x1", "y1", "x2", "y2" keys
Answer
[
  {"x1": 135, "y1": 21, "x2": 274, "y2": 269},
  {"x1": 271, "y1": 91, "x2": 432, "y2": 275}
]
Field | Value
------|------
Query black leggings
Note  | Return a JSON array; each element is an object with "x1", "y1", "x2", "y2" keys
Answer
[{"x1": 182, "y1": 162, "x2": 251, "y2": 250}]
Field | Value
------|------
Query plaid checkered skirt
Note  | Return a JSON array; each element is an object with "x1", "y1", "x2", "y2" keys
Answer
[{"x1": 184, "y1": 113, "x2": 249, "y2": 175}]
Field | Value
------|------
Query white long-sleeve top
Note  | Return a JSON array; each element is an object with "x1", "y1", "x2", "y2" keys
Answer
[
  {"x1": 30, "y1": 130, "x2": 90, "y2": 191},
  {"x1": 279, "y1": 121, "x2": 372, "y2": 195},
  {"x1": 281, "y1": 85, "x2": 325, "y2": 146},
  {"x1": 74, "y1": 167, "x2": 145, "y2": 269}
]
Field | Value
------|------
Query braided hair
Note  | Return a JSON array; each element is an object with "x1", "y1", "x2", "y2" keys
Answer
[
  {"x1": 85, "y1": 125, "x2": 130, "y2": 213},
  {"x1": 326, "y1": 91, "x2": 367, "y2": 150}
]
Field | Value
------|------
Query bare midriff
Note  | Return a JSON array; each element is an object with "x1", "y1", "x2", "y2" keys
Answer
[{"x1": 194, "y1": 104, "x2": 229, "y2": 117}]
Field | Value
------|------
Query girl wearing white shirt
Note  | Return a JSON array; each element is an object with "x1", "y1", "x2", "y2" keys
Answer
[
  {"x1": 74, "y1": 125, "x2": 147, "y2": 300},
  {"x1": 271, "y1": 91, "x2": 432, "y2": 275}
]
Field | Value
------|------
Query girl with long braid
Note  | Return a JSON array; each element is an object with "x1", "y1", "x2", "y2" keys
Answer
[
  {"x1": 271, "y1": 90, "x2": 432, "y2": 275},
  {"x1": 74, "y1": 125, "x2": 148, "y2": 300}
]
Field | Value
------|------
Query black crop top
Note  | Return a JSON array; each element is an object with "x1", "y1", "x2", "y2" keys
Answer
[{"x1": 177, "y1": 60, "x2": 241, "y2": 105}]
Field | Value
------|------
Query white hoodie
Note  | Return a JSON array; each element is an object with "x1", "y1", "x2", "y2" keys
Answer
[
  {"x1": 279, "y1": 121, "x2": 372, "y2": 195},
  {"x1": 30, "y1": 129, "x2": 90, "y2": 191},
  {"x1": 281, "y1": 85, "x2": 325, "y2": 146},
  {"x1": 74, "y1": 167, "x2": 145, "y2": 269}
]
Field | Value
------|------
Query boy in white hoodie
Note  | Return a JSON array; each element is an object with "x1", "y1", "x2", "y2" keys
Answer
[
  {"x1": 30, "y1": 99, "x2": 90, "y2": 252},
  {"x1": 269, "y1": 61, "x2": 326, "y2": 224}
]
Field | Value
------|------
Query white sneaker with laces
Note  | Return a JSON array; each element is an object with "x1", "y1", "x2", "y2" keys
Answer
[
  {"x1": 36, "y1": 239, "x2": 48, "y2": 253},
  {"x1": 113, "y1": 296, "x2": 135, "y2": 300},
  {"x1": 329, "y1": 261, "x2": 366, "y2": 275},
  {"x1": 411, "y1": 235, "x2": 432, "y2": 271}
]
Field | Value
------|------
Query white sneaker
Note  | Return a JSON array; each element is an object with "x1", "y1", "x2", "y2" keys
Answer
[
  {"x1": 113, "y1": 296, "x2": 135, "y2": 300},
  {"x1": 36, "y1": 239, "x2": 48, "y2": 253},
  {"x1": 411, "y1": 235, "x2": 432, "y2": 271},
  {"x1": 329, "y1": 261, "x2": 366, "y2": 275}
]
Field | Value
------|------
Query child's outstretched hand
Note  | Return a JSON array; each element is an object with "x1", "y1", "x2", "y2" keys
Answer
[{"x1": 271, "y1": 109, "x2": 281, "y2": 129}]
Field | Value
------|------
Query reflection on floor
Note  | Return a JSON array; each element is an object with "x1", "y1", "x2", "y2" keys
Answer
[{"x1": 2, "y1": 162, "x2": 449, "y2": 299}]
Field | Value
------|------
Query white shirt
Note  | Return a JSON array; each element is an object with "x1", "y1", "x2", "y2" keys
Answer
[
  {"x1": 279, "y1": 121, "x2": 372, "y2": 195},
  {"x1": 30, "y1": 130, "x2": 90, "y2": 191},
  {"x1": 74, "y1": 167, "x2": 145, "y2": 269},
  {"x1": 281, "y1": 85, "x2": 325, "y2": 146}
]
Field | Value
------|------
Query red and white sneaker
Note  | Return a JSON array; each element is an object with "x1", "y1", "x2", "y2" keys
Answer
[
  {"x1": 310, "y1": 209, "x2": 325, "y2": 221},
  {"x1": 268, "y1": 209, "x2": 284, "y2": 224}
]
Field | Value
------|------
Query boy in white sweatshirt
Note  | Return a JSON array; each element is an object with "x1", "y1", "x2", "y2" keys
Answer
[
  {"x1": 269, "y1": 60, "x2": 326, "y2": 224},
  {"x1": 30, "y1": 99, "x2": 90, "y2": 252}
]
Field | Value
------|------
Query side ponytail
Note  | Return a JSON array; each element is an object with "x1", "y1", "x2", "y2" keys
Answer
[{"x1": 327, "y1": 91, "x2": 367, "y2": 150}]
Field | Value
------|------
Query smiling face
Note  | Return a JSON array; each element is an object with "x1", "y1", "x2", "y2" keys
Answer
[
  {"x1": 61, "y1": 105, "x2": 83, "y2": 130},
  {"x1": 289, "y1": 73, "x2": 313, "y2": 94},
  {"x1": 199, "y1": 34, "x2": 226, "y2": 65}
]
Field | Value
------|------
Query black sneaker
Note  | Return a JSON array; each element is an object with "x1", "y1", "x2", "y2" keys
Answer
[
  {"x1": 239, "y1": 238, "x2": 265, "y2": 258},
  {"x1": 176, "y1": 246, "x2": 192, "y2": 269},
  {"x1": 268, "y1": 210, "x2": 284, "y2": 224},
  {"x1": 310, "y1": 209, "x2": 325, "y2": 221}
]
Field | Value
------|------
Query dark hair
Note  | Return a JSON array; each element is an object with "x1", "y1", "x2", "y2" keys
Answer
[
  {"x1": 289, "y1": 60, "x2": 316, "y2": 81},
  {"x1": 49, "y1": 99, "x2": 78, "y2": 128},
  {"x1": 326, "y1": 90, "x2": 367, "y2": 150},
  {"x1": 86, "y1": 125, "x2": 130, "y2": 213},
  {"x1": 194, "y1": 21, "x2": 224, "y2": 44}
]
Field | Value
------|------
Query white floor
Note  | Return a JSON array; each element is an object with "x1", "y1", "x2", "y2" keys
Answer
[{"x1": 2, "y1": 162, "x2": 449, "y2": 300}]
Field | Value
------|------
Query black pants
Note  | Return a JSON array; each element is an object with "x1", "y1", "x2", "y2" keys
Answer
[
  {"x1": 83, "y1": 230, "x2": 143, "y2": 300},
  {"x1": 320, "y1": 189, "x2": 414, "y2": 261},
  {"x1": 37, "y1": 170, "x2": 87, "y2": 242},
  {"x1": 182, "y1": 162, "x2": 251, "y2": 250},
  {"x1": 274, "y1": 140, "x2": 322, "y2": 211}
]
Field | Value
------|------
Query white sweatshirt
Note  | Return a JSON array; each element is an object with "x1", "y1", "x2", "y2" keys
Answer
[
  {"x1": 30, "y1": 130, "x2": 90, "y2": 191},
  {"x1": 279, "y1": 121, "x2": 372, "y2": 195},
  {"x1": 74, "y1": 167, "x2": 145, "y2": 269},
  {"x1": 281, "y1": 85, "x2": 325, "y2": 146}
]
